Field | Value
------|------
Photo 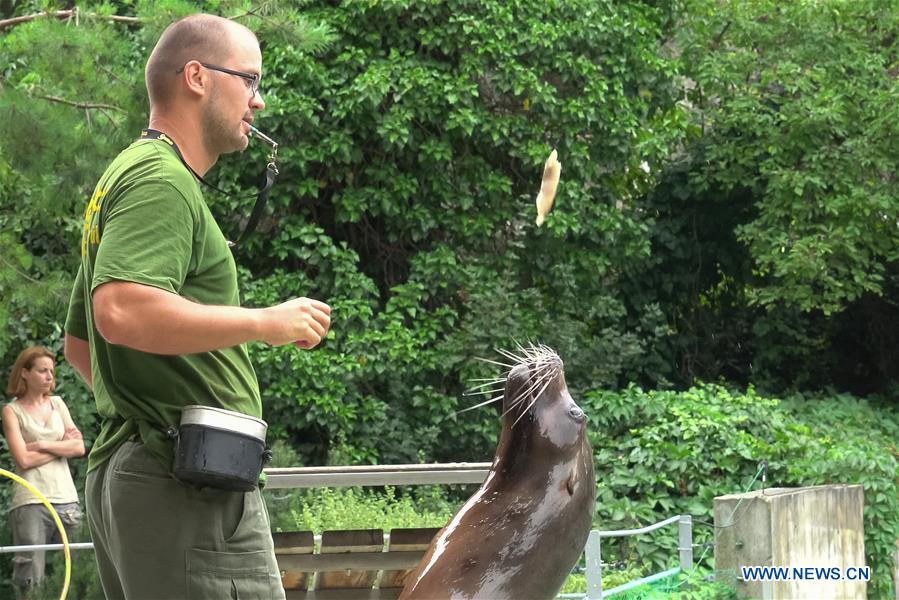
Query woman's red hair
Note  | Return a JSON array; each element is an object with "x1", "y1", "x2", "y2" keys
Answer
[{"x1": 6, "y1": 346, "x2": 56, "y2": 399}]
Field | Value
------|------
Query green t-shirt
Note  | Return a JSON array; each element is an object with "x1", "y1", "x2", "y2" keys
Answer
[{"x1": 65, "y1": 137, "x2": 261, "y2": 473}]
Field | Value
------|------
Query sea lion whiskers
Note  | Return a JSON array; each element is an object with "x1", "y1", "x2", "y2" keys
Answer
[
  {"x1": 494, "y1": 342, "x2": 544, "y2": 366},
  {"x1": 507, "y1": 366, "x2": 556, "y2": 408},
  {"x1": 478, "y1": 340, "x2": 550, "y2": 372},
  {"x1": 454, "y1": 378, "x2": 507, "y2": 416},
  {"x1": 463, "y1": 387, "x2": 506, "y2": 398},
  {"x1": 502, "y1": 367, "x2": 554, "y2": 412},
  {"x1": 533, "y1": 343, "x2": 560, "y2": 364},
  {"x1": 509, "y1": 344, "x2": 562, "y2": 386},
  {"x1": 507, "y1": 340, "x2": 548, "y2": 360},
  {"x1": 496, "y1": 344, "x2": 534, "y2": 365},
  {"x1": 452, "y1": 380, "x2": 505, "y2": 417},
  {"x1": 461, "y1": 344, "x2": 563, "y2": 421},
  {"x1": 474, "y1": 356, "x2": 516, "y2": 369},
  {"x1": 452, "y1": 394, "x2": 506, "y2": 416},
  {"x1": 502, "y1": 356, "x2": 562, "y2": 425},
  {"x1": 505, "y1": 344, "x2": 560, "y2": 377},
  {"x1": 509, "y1": 369, "x2": 558, "y2": 427},
  {"x1": 463, "y1": 379, "x2": 508, "y2": 395},
  {"x1": 496, "y1": 348, "x2": 524, "y2": 363}
]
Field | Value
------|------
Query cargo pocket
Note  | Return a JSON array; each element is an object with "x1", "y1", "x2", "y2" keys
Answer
[
  {"x1": 12, "y1": 554, "x2": 34, "y2": 588},
  {"x1": 187, "y1": 547, "x2": 277, "y2": 600},
  {"x1": 57, "y1": 503, "x2": 83, "y2": 528}
]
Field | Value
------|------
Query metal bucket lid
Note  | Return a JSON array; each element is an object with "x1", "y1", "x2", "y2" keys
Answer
[{"x1": 180, "y1": 405, "x2": 268, "y2": 442}]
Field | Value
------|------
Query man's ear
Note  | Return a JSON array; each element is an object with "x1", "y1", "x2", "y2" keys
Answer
[{"x1": 182, "y1": 60, "x2": 208, "y2": 98}]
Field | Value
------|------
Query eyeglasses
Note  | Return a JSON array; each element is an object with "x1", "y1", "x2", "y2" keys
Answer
[{"x1": 176, "y1": 62, "x2": 260, "y2": 97}]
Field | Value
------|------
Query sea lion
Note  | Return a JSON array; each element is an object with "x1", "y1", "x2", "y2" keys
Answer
[{"x1": 400, "y1": 345, "x2": 595, "y2": 600}]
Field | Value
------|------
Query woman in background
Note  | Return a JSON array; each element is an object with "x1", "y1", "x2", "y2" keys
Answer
[{"x1": 3, "y1": 346, "x2": 85, "y2": 594}]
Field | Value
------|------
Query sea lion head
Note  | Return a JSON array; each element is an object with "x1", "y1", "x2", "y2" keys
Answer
[{"x1": 496, "y1": 346, "x2": 587, "y2": 475}]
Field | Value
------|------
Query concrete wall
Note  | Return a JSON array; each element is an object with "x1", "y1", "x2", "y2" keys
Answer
[{"x1": 714, "y1": 484, "x2": 866, "y2": 599}]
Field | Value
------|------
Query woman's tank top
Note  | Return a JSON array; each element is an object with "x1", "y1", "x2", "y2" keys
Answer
[{"x1": 7, "y1": 396, "x2": 79, "y2": 509}]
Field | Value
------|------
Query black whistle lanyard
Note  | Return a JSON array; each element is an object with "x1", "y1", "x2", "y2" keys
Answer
[{"x1": 139, "y1": 128, "x2": 279, "y2": 248}]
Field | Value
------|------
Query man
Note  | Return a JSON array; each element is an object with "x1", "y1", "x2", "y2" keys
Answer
[{"x1": 64, "y1": 14, "x2": 329, "y2": 599}]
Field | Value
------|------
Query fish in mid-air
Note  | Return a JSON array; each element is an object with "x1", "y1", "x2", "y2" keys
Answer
[{"x1": 535, "y1": 149, "x2": 561, "y2": 227}]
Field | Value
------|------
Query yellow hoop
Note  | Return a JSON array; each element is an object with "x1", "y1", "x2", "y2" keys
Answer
[{"x1": 0, "y1": 468, "x2": 70, "y2": 600}]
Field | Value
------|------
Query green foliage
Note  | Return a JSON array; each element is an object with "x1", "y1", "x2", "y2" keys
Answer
[
  {"x1": 267, "y1": 485, "x2": 454, "y2": 534},
  {"x1": 219, "y1": 0, "x2": 688, "y2": 463},
  {"x1": 623, "y1": 0, "x2": 899, "y2": 390},
  {"x1": 2, "y1": 2, "x2": 899, "y2": 597},
  {"x1": 560, "y1": 567, "x2": 739, "y2": 599},
  {"x1": 585, "y1": 384, "x2": 899, "y2": 597},
  {"x1": 0, "y1": 0, "x2": 690, "y2": 465},
  {"x1": 0, "y1": 5, "x2": 145, "y2": 380},
  {"x1": 620, "y1": 572, "x2": 738, "y2": 600},
  {"x1": 678, "y1": 0, "x2": 899, "y2": 315},
  {"x1": 262, "y1": 439, "x2": 456, "y2": 534},
  {"x1": 559, "y1": 565, "x2": 657, "y2": 595},
  {"x1": 25, "y1": 521, "x2": 103, "y2": 600}
]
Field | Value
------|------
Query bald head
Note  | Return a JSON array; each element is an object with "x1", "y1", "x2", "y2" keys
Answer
[{"x1": 145, "y1": 14, "x2": 257, "y2": 107}]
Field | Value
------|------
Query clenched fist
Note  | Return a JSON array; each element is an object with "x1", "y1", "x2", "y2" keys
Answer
[{"x1": 259, "y1": 297, "x2": 332, "y2": 349}]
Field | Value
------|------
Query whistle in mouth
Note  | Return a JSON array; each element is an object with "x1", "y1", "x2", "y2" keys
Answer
[{"x1": 248, "y1": 124, "x2": 278, "y2": 148}]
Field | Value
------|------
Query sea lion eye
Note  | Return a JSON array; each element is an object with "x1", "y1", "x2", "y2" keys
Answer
[{"x1": 568, "y1": 406, "x2": 585, "y2": 423}]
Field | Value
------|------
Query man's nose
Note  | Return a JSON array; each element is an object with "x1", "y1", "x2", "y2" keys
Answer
[{"x1": 250, "y1": 90, "x2": 265, "y2": 111}]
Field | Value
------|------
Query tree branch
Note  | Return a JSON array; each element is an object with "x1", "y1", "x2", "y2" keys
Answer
[
  {"x1": 711, "y1": 21, "x2": 732, "y2": 49},
  {"x1": 38, "y1": 94, "x2": 125, "y2": 113},
  {"x1": 0, "y1": 9, "x2": 139, "y2": 31},
  {"x1": 0, "y1": 254, "x2": 42, "y2": 287}
]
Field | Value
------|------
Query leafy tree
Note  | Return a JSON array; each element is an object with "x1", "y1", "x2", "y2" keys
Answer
[
  {"x1": 209, "y1": 0, "x2": 687, "y2": 463},
  {"x1": 679, "y1": 0, "x2": 899, "y2": 313},
  {"x1": 586, "y1": 384, "x2": 899, "y2": 597},
  {"x1": 2, "y1": 1, "x2": 898, "y2": 597},
  {"x1": 653, "y1": 0, "x2": 899, "y2": 391},
  {"x1": 0, "y1": 0, "x2": 689, "y2": 490}
]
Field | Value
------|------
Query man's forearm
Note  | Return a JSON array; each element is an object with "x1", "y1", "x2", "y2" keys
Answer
[
  {"x1": 93, "y1": 282, "x2": 264, "y2": 355},
  {"x1": 64, "y1": 333, "x2": 93, "y2": 388}
]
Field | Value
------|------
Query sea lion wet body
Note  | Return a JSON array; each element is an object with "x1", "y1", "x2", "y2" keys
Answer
[{"x1": 401, "y1": 349, "x2": 595, "y2": 600}]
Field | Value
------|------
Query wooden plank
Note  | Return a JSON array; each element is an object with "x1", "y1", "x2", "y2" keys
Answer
[
  {"x1": 264, "y1": 463, "x2": 491, "y2": 489},
  {"x1": 277, "y1": 551, "x2": 425, "y2": 572},
  {"x1": 266, "y1": 470, "x2": 488, "y2": 488},
  {"x1": 273, "y1": 531, "x2": 315, "y2": 591},
  {"x1": 378, "y1": 528, "x2": 440, "y2": 590},
  {"x1": 274, "y1": 531, "x2": 315, "y2": 554},
  {"x1": 267, "y1": 462, "x2": 491, "y2": 474},
  {"x1": 317, "y1": 529, "x2": 383, "y2": 590},
  {"x1": 285, "y1": 589, "x2": 401, "y2": 600}
]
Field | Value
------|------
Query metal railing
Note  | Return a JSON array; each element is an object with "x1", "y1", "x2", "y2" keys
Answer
[
  {"x1": 264, "y1": 462, "x2": 492, "y2": 488},
  {"x1": 0, "y1": 464, "x2": 694, "y2": 600},
  {"x1": 0, "y1": 462, "x2": 492, "y2": 556},
  {"x1": 557, "y1": 515, "x2": 693, "y2": 599}
]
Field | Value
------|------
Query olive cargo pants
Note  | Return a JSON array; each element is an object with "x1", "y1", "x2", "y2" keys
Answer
[
  {"x1": 85, "y1": 440, "x2": 285, "y2": 599},
  {"x1": 10, "y1": 502, "x2": 81, "y2": 589}
]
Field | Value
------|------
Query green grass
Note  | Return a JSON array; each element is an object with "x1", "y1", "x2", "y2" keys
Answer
[
  {"x1": 559, "y1": 568, "x2": 738, "y2": 599},
  {"x1": 265, "y1": 484, "x2": 456, "y2": 533}
]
